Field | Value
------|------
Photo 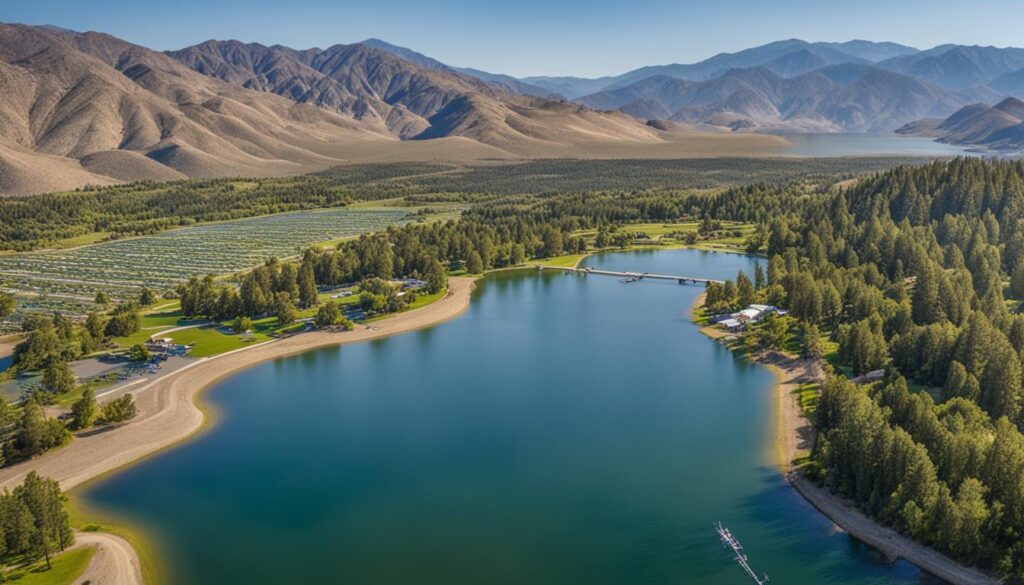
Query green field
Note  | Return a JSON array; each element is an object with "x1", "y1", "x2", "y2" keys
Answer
[
  {"x1": 0, "y1": 208, "x2": 410, "y2": 330},
  {"x1": 126, "y1": 287, "x2": 446, "y2": 358},
  {"x1": 2, "y1": 546, "x2": 95, "y2": 585}
]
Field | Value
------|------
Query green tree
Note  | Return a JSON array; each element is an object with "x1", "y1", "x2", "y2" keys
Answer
[
  {"x1": 736, "y1": 271, "x2": 756, "y2": 307},
  {"x1": 93, "y1": 290, "x2": 109, "y2": 307},
  {"x1": 101, "y1": 395, "x2": 137, "y2": 424},
  {"x1": 944, "y1": 361, "x2": 981, "y2": 402},
  {"x1": 753, "y1": 262, "x2": 766, "y2": 289},
  {"x1": 466, "y1": 251, "x2": 484, "y2": 274},
  {"x1": 273, "y1": 292, "x2": 296, "y2": 326},
  {"x1": 42, "y1": 360, "x2": 76, "y2": 394},
  {"x1": 104, "y1": 303, "x2": 141, "y2": 338},
  {"x1": 139, "y1": 287, "x2": 158, "y2": 306},
  {"x1": 979, "y1": 342, "x2": 1022, "y2": 422},
  {"x1": 757, "y1": 316, "x2": 789, "y2": 350},
  {"x1": 801, "y1": 322, "x2": 824, "y2": 361},
  {"x1": 298, "y1": 261, "x2": 319, "y2": 309},
  {"x1": 84, "y1": 311, "x2": 107, "y2": 343},
  {"x1": 423, "y1": 259, "x2": 447, "y2": 294},
  {"x1": 359, "y1": 292, "x2": 388, "y2": 315},
  {"x1": 15, "y1": 472, "x2": 73, "y2": 567},
  {"x1": 128, "y1": 344, "x2": 150, "y2": 362},
  {"x1": 0, "y1": 293, "x2": 14, "y2": 319},
  {"x1": 70, "y1": 387, "x2": 98, "y2": 430},
  {"x1": 13, "y1": 324, "x2": 62, "y2": 372},
  {"x1": 233, "y1": 315, "x2": 252, "y2": 333},
  {"x1": 314, "y1": 302, "x2": 344, "y2": 328},
  {"x1": 9, "y1": 399, "x2": 70, "y2": 461},
  {"x1": 541, "y1": 227, "x2": 564, "y2": 257},
  {"x1": 0, "y1": 491, "x2": 36, "y2": 558}
]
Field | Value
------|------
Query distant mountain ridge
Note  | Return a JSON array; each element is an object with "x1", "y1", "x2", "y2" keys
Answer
[
  {"x1": 898, "y1": 97, "x2": 1024, "y2": 151},
  {"x1": 358, "y1": 38, "x2": 563, "y2": 99},
  {"x1": 577, "y1": 63, "x2": 973, "y2": 133},
  {"x1": 360, "y1": 37, "x2": 1024, "y2": 134}
]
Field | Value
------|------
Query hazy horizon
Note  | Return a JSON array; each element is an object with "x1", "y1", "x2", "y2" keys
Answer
[{"x1": 5, "y1": 0, "x2": 1024, "y2": 77}]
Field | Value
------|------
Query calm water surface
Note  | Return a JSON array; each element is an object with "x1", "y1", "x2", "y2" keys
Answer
[
  {"x1": 85, "y1": 249, "x2": 926, "y2": 584},
  {"x1": 779, "y1": 133, "x2": 971, "y2": 157}
]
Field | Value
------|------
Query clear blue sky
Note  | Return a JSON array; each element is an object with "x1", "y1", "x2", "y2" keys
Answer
[{"x1": 5, "y1": 0, "x2": 1020, "y2": 77}]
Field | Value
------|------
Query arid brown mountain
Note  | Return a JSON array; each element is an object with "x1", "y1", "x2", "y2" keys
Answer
[
  {"x1": 579, "y1": 64, "x2": 972, "y2": 132},
  {"x1": 357, "y1": 38, "x2": 562, "y2": 99},
  {"x1": 0, "y1": 24, "x2": 755, "y2": 196},
  {"x1": 0, "y1": 23, "x2": 396, "y2": 195},
  {"x1": 897, "y1": 97, "x2": 1024, "y2": 151}
]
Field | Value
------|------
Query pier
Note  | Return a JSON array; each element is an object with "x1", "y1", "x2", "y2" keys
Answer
[
  {"x1": 716, "y1": 522, "x2": 769, "y2": 585},
  {"x1": 539, "y1": 265, "x2": 724, "y2": 285}
]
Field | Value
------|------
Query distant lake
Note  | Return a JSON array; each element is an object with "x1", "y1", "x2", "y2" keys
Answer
[
  {"x1": 84, "y1": 250, "x2": 924, "y2": 584},
  {"x1": 779, "y1": 133, "x2": 972, "y2": 157}
]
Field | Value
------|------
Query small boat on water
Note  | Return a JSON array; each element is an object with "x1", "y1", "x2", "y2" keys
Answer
[{"x1": 716, "y1": 522, "x2": 769, "y2": 585}]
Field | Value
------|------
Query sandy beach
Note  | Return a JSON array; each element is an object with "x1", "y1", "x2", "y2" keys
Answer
[
  {"x1": 763, "y1": 354, "x2": 997, "y2": 584},
  {"x1": 0, "y1": 277, "x2": 474, "y2": 584},
  {"x1": 0, "y1": 277, "x2": 474, "y2": 492},
  {"x1": 72, "y1": 531, "x2": 144, "y2": 585},
  {"x1": 695, "y1": 313, "x2": 1000, "y2": 585},
  {"x1": 773, "y1": 369, "x2": 1001, "y2": 585}
]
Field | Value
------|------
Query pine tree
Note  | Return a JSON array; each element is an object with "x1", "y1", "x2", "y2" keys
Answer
[
  {"x1": 70, "y1": 387, "x2": 98, "y2": 430},
  {"x1": 298, "y1": 261, "x2": 318, "y2": 309},
  {"x1": 42, "y1": 360, "x2": 75, "y2": 394}
]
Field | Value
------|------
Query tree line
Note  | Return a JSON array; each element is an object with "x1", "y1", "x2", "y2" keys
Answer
[
  {"x1": 727, "y1": 158, "x2": 1024, "y2": 578},
  {"x1": 0, "y1": 472, "x2": 74, "y2": 571}
]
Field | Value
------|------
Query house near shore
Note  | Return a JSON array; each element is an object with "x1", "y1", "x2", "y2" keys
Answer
[
  {"x1": 718, "y1": 318, "x2": 744, "y2": 333},
  {"x1": 713, "y1": 304, "x2": 784, "y2": 332}
]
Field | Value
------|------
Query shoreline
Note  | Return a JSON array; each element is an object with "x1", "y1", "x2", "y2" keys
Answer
[
  {"x1": 0, "y1": 277, "x2": 476, "y2": 584},
  {"x1": 691, "y1": 296, "x2": 1000, "y2": 585}
]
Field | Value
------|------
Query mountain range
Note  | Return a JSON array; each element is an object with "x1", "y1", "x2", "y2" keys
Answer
[
  {"x1": 3, "y1": 23, "x2": 767, "y2": 196},
  {"x1": 897, "y1": 97, "x2": 1024, "y2": 151},
  {"x1": 368, "y1": 37, "x2": 1024, "y2": 138},
  {"x1": 3, "y1": 23, "x2": 1024, "y2": 196}
]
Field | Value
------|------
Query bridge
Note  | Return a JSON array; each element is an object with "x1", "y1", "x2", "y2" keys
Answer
[{"x1": 539, "y1": 265, "x2": 724, "y2": 285}]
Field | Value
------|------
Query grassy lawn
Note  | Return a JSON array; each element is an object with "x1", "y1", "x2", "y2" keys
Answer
[
  {"x1": 574, "y1": 222, "x2": 700, "y2": 240},
  {"x1": 3, "y1": 546, "x2": 95, "y2": 585},
  {"x1": 531, "y1": 254, "x2": 587, "y2": 268},
  {"x1": 795, "y1": 382, "x2": 821, "y2": 416},
  {"x1": 691, "y1": 303, "x2": 711, "y2": 326},
  {"x1": 163, "y1": 326, "x2": 270, "y2": 358},
  {"x1": 404, "y1": 289, "x2": 446, "y2": 311},
  {"x1": 156, "y1": 287, "x2": 445, "y2": 357},
  {"x1": 49, "y1": 231, "x2": 113, "y2": 250},
  {"x1": 111, "y1": 301, "x2": 195, "y2": 348},
  {"x1": 821, "y1": 338, "x2": 854, "y2": 378},
  {"x1": 365, "y1": 288, "x2": 448, "y2": 322}
]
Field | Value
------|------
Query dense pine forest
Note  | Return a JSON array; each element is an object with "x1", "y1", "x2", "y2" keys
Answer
[{"x1": 741, "y1": 158, "x2": 1024, "y2": 578}]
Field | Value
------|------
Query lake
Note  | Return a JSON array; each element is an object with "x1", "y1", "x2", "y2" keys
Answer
[
  {"x1": 83, "y1": 249, "x2": 927, "y2": 584},
  {"x1": 778, "y1": 133, "x2": 971, "y2": 157}
]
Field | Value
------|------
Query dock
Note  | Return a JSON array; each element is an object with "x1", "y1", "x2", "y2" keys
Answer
[
  {"x1": 716, "y1": 522, "x2": 769, "y2": 585},
  {"x1": 539, "y1": 266, "x2": 724, "y2": 285}
]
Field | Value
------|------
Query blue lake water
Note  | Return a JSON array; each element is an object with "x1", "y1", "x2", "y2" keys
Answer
[
  {"x1": 84, "y1": 249, "x2": 927, "y2": 584},
  {"x1": 778, "y1": 133, "x2": 971, "y2": 157}
]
